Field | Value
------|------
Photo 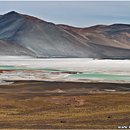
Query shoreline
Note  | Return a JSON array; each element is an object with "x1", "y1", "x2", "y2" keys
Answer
[
  {"x1": 3, "y1": 79, "x2": 130, "y2": 84},
  {"x1": 0, "y1": 80, "x2": 130, "y2": 94}
]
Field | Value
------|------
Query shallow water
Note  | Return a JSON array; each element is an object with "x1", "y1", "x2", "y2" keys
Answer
[
  {"x1": 68, "y1": 73, "x2": 130, "y2": 81},
  {"x1": 0, "y1": 65, "x2": 76, "y2": 72},
  {"x1": 0, "y1": 66, "x2": 14, "y2": 68},
  {"x1": 1, "y1": 64, "x2": 130, "y2": 82}
]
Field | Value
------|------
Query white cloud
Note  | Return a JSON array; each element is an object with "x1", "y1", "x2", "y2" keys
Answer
[{"x1": 0, "y1": 1, "x2": 130, "y2": 27}]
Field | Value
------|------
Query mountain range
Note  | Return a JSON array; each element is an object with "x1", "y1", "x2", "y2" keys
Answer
[{"x1": 0, "y1": 11, "x2": 130, "y2": 59}]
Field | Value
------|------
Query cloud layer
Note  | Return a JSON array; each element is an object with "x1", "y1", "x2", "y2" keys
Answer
[{"x1": 0, "y1": 1, "x2": 130, "y2": 27}]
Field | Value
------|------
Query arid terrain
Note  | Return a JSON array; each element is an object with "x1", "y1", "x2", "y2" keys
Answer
[
  {"x1": 0, "y1": 81, "x2": 130, "y2": 129},
  {"x1": 0, "y1": 5, "x2": 130, "y2": 130},
  {"x1": 0, "y1": 58, "x2": 130, "y2": 129}
]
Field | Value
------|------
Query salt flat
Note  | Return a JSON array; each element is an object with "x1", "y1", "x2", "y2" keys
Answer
[
  {"x1": 0, "y1": 57, "x2": 130, "y2": 73},
  {"x1": 0, "y1": 57, "x2": 130, "y2": 83}
]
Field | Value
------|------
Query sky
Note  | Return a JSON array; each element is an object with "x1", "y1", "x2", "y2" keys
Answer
[{"x1": 0, "y1": 1, "x2": 130, "y2": 27}]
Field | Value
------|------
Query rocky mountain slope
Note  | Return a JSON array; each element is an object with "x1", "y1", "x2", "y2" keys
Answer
[{"x1": 0, "y1": 11, "x2": 130, "y2": 58}]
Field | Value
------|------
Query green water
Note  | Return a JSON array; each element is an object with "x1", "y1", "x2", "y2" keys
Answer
[
  {"x1": 0, "y1": 66, "x2": 77, "y2": 72},
  {"x1": 0, "y1": 66, "x2": 15, "y2": 68},
  {"x1": 69, "y1": 73, "x2": 130, "y2": 81},
  {"x1": 1, "y1": 66, "x2": 130, "y2": 81}
]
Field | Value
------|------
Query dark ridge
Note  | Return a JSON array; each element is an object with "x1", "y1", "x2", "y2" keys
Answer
[
  {"x1": 3, "y1": 11, "x2": 20, "y2": 16},
  {"x1": 110, "y1": 23, "x2": 130, "y2": 27}
]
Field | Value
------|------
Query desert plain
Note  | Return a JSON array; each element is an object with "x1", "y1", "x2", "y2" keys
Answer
[{"x1": 0, "y1": 57, "x2": 130, "y2": 129}]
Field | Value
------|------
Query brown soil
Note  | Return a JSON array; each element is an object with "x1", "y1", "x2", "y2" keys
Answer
[
  {"x1": 10, "y1": 70, "x2": 47, "y2": 73},
  {"x1": 0, "y1": 70, "x2": 14, "y2": 73},
  {"x1": 1, "y1": 81, "x2": 130, "y2": 94},
  {"x1": 0, "y1": 69, "x2": 82, "y2": 75},
  {"x1": 53, "y1": 89, "x2": 65, "y2": 93},
  {"x1": 51, "y1": 72, "x2": 60, "y2": 75},
  {"x1": 0, "y1": 70, "x2": 3, "y2": 73},
  {"x1": 44, "y1": 96, "x2": 85, "y2": 106},
  {"x1": 91, "y1": 89, "x2": 102, "y2": 92}
]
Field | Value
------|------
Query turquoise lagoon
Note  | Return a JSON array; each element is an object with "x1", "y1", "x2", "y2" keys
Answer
[
  {"x1": 68, "y1": 73, "x2": 130, "y2": 81},
  {"x1": 1, "y1": 66, "x2": 130, "y2": 81},
  {"x1": 0, "y1": 65, "x2": 77, "y2": 72}
]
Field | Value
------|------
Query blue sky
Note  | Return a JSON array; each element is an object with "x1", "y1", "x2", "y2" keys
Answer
[{"x1": 0, "y1": 1, "x2": 130, "y2": 27}]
